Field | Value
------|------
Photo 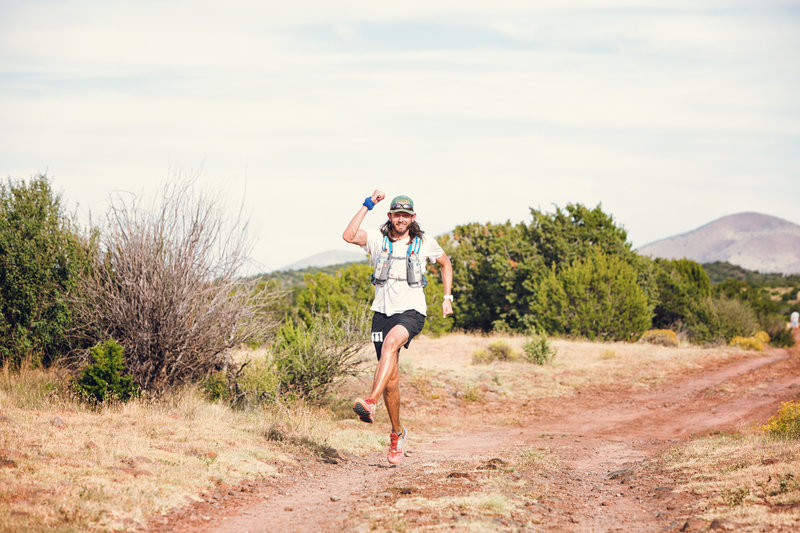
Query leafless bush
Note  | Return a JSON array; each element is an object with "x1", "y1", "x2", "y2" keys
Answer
[{"x1": 71, "y1": 181, "x2": 279, "y2": 391}]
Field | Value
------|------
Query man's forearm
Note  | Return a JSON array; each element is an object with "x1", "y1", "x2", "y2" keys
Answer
[
  {"x1": 439, "y1": 255, "x2": 453, "y2": 295},
  {"x1": 342, "y1": 205, "x2": 369, "y2": 244}
]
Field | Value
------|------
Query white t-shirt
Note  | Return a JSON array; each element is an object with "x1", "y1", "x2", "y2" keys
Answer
[{"x1": 362, "y1": 228, "x2": 444, "y2": 317}]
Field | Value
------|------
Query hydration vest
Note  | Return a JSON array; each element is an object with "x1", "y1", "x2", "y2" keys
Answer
[{"x1": 371, "y1": 235, "x2": 427, "y2": 289}]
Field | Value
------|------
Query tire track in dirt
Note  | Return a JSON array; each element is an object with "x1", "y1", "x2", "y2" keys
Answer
[{"x1": 149, "y1": 347, "x2": 800, "y2": 532}]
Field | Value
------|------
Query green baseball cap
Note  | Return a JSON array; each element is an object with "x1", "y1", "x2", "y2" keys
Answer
[{"x1": 389, "y1": 195, "x2": 414, "y2": 214}]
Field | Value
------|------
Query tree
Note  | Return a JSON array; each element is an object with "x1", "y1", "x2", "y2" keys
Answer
[
  {"x1": 651, "y1": 258, "x2": 711, "y2": 329},
  {"x1": 0, "y1": 175, "x2": 90, "y2": 367},
  {"x1": 294, "y1": 263, "x2": 373, "y2": 325},
  {"x1": 526, "y1": 203, "x2": 634, "y2": 270},
  {"x1": 530, "y1": 250, "x2": 652, "y2": 340},
  {"x1": 445, "y1": 221, "x2": 541, "y2": 331},
  {"x1": 446, "y1": 203, "x2": 637, "y2": 334}
]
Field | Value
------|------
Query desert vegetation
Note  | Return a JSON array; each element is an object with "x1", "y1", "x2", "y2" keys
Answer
[
  {"x1": 1, "y1": 174, "x2": 798, "y2": 531},
  {"x1": 1, "y1": 173, "x2": 796, "y2": 416}
]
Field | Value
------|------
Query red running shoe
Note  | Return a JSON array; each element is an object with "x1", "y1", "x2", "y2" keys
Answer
[
  {"x1": 352, "y1": 397, "x2": 376, "y2": 423},
  {"x1": 387, "y1": 427, "x2": 407, "y2": 465}
]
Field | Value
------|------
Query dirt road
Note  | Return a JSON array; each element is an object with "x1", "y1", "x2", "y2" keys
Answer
[{"x1": 148, "y1": 337, "x2": 800, "y2": 532}]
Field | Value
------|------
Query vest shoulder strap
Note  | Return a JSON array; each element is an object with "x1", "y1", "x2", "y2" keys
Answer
[{"x1": 382, "y1": 235, "x2": 422, "y2": 255}]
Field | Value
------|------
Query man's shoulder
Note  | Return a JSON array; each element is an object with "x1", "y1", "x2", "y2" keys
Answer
[{"x1": 420, "y1": 233, "x2": 441, "y2": 247}]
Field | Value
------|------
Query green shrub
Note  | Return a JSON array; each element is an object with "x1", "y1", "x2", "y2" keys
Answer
[
  {"x1": 522, "y1": 330, "x2": 556, "y2": 364},
  {"x1": 708, "y1": 296, "x2": 759, "y2": 342},
  {"x1": 487, "y1": 340, "x2": 514, "y2": 360},
  {"x1": 201, "y1": 372, "x2": 229, "y2": 402},
  {"x1": 639, "y1": 329, "x2": 679, "y2": 347},
  {"x1": 472, "y1": 340, "x2": 517, "y2": 364},
  {"x1": 201, "y1": 358, "x2": 283, "y2": 408},
  {"x1": 74, "y1": 339, "x2": 138, "y2": 403},
  {"x1": 762, "y1": 401, "x2": 800, "y2": 439},
  {"x1": 471, "y1": 348, "x2": 490, "y2": 364},
  {"x1": 0, "y1": 175, "x2": 91, "y2": 367},
  {"x1": 760, "y1": 313, "x2": 796, "y2": 348},
  {"x1": 769, "y1": 327, "x2": 795, "y2": 348},
  {"x1": 271, "y1": 309, "x2": 369, "y2": 401},
  {"x1": 530, "y1": 251, "x2": 652, "y2": 341},
  {"x1": 650, "y1": 258, "x2": 711, "y2": 330},
  {"x1": 294, "y1": 263, "x2": 373, "y2": 326},
  {"x1": 422, "y1": 272, "x2": 454, "y2": 337}
]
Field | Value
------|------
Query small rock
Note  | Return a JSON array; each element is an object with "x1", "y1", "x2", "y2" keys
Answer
[
  {"x1": 526, "y1": 502, "x2": 551, "y2": 513},
  {"x1": 330, "y1": 496, "x2": 340, "y2": 502},
  {"x1": 50, "y1": 416, "x2": 66, "y2": 428},
  {"x1": 609, "y1": 468, "x2": 634, "y2": 480},
  {"x1": 680, "y1": 517, "x2": 706, "y2": 532},
  {"x1": 762, "y1": 458, "x2": 778, "y2": 465},
  {"x1": 283, "y1": 506, "x2": 293, "y2": 512},
  {"x1": 0, "y1": 457, "x2": 17, "y2": 468},
  {"x1": 377, "y1": 492, "x2": 392, "y2": 498},
  {"x1": 85, "y1": 441, "x2": 98, "y2": 450},
  {"x1": 121, "y1": 456, "x2": 151, "y2": 466},
  {"x1": 479, "y1": 458, "x2": 508, "y2": 470},
  {"x1": 321, "y1": 457, "x2": 338, "y2": 464}
]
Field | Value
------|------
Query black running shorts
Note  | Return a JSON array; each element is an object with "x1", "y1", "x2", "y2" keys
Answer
[{"x1": 371, "y1": 310, "x2": 426, "y2": 360}]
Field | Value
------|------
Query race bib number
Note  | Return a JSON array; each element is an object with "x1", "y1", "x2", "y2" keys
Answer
[{"x1": 371, "y1": 331, "x2": 384, "y2": 343}]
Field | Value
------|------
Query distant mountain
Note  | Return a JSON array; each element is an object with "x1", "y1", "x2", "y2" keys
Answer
[
  {"x1": 638, "y1": 212, "x2": 800, "y2": 274},
  {"x1": 277, "y1": 249, "x2": 368, "y2": 271}
]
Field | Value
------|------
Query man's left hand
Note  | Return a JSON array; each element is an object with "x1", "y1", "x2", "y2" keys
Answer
[{"x1": 442, "y1": 300, "x2": 453, "y2": 318}]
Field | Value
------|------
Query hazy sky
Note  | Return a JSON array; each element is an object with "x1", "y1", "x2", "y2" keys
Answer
[{"x1": 2, "y1": 0, "x2": 798, "y2": 272}]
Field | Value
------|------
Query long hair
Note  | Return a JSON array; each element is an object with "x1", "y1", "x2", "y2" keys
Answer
[{"x1": 380, "y1": 219, "x2": 425, "y2": 242}]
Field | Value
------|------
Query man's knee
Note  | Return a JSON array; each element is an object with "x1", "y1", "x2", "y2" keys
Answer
[
  {"x1": 380, "y1": 341, "x2": 402, "y2": 360},
  {"x1": 383, "y1": 326, "x2": 409, "y2": 350}
]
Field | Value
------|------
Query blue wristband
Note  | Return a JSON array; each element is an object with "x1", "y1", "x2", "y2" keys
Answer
[{"x1": 363, "y1": 197, "x2": 375, "y2": 210}]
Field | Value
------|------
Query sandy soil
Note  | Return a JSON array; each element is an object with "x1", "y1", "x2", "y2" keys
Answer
[{"x1": 145, "y1": 332, "x2": 800, "y2": 533}]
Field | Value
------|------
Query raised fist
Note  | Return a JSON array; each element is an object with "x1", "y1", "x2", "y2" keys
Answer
[{"x1": 372, "y1": 190, "x2": 385, "y2": 203}]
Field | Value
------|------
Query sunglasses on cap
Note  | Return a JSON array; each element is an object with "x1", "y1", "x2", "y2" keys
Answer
[{"x1": 391, "y1": 202, "x2": 413, "y2": 211}]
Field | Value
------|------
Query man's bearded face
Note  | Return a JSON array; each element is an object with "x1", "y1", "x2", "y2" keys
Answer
[{"x1": 388, "y1": 212, "x2": 415, "y2": 235}]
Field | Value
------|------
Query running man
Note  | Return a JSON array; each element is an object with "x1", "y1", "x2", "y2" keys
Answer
[{"x1": 342, "y1": 190, "x2": 453, "y2": 464}]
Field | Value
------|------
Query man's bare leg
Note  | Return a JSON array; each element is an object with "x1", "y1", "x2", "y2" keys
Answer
[{"x1": 369, "y1": 325, "x2": 408, "y2": 434}]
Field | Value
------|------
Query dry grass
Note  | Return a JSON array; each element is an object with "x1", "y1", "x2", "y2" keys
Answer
[
  {"x1": 401, "y1": 332, "x2": 741, "y2": 406},
  {"x1": 0, "y1": 369, "x2": 286, "y2": 531},
  {"x1": 662, "y1": 431, "x2": 800, "y2": 530},
  {"x1": 0, "y1": 362, "x2": 379, "y2": 532},
  {"x1": 0, "y1": 333, "x2": 769, "y2": 531}
]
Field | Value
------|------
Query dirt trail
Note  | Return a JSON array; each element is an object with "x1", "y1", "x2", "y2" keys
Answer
[{"x1": 149, "y1": 338, "x2": 800, "y2": 533}]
